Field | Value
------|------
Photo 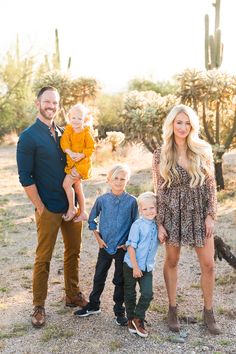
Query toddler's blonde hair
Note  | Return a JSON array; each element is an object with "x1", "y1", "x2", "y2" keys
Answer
[
  {"x1": 137, "y1": 191, "x2": 156, "y2": 208},
  {"x1": 107, "y1": 164, "x2": 131, "y2": 182},
  {"x1": 67, "y1": 103, "x2": 93, "y2": 128}
]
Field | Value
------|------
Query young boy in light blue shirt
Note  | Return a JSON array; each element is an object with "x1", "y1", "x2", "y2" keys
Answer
[
  {"x1": 74, "y1": 164, "x2": 138, "y2": 326},
  {"x1": 123, "y1": 191, "x2": 163, "y2": 338}
]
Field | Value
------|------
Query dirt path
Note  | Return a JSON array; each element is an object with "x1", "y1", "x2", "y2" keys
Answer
[{"x1": 0, "y1": 145, "x2": 235, "y2": 354}]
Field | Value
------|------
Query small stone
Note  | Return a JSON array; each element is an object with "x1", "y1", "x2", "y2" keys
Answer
[
  {"x1": 180, "y1": 329, "x2": 189, "y2": 338},
  {"x1": 202, "y1": 346, "x2": 209, "y2": 351},
  {"x1": 169, "y1": 335, "x2": 185, "y2": 343}
]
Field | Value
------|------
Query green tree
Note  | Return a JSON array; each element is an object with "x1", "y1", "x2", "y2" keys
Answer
[{"x1": 0, "y1": 37, "x2": 35, "y2": 139}]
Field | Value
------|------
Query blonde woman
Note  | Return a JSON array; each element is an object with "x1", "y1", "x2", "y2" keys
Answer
[{"x1": 152, "y1": 104, "x2": 221, "y2": 335}]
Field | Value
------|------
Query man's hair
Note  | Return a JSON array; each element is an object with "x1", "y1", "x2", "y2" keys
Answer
[{"x1": 37, "y1": 86, "x2": 59, "y2": 99}]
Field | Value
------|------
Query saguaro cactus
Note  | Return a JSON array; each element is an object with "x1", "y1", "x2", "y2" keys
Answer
[
  {"x1": 205, "y1": 0, "x2": 223, "y2": 69},
  {"x1": 52, "y1": 29, "x2": 61, "y2": 70}
]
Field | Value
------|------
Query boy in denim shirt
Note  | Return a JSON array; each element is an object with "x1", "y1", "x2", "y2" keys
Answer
[
  {"x1": 124, "y1": 192, "x2": 163, "y2": 338},
  {"x1": 74, "y1": 164, "x2": 138, "y2": 325}
]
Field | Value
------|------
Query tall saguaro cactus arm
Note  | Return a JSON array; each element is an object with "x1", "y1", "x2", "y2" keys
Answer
[
  {"x1": 205, "y1": 15, "x2": 210, "y2": 69},
  {"x1": 204, "y1": 0, "x2": 223, "y2": 70}
]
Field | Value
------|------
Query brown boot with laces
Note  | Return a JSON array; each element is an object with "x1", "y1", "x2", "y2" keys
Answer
[
  {"x1": 132, "y1": 318, "x2": 148, "y2": 338},
  {"x1": 167, "y1": 305, "x2": 180, "y2": 332},
  {"x1": 203, "y1": 307, "x2": 221, "y2": 335},
  {"x1": 65, "y1": 292, "x2": 88, "y2": 308},
  {"x1": 31, "y1": 306, "x2": 46, "y2": 328}
]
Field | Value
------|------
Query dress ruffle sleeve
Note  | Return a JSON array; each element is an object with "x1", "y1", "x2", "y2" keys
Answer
[
  {"x1": 82, "y1": 127, "x2": 95, "y2": 158},
  {"x1": 205, "y1": 174, "x2": 217, "y2": 220}
]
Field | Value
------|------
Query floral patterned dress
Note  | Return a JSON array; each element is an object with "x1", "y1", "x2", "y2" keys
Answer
[{"x1": 152, "y1": 147, "x2": 217, "y2": 247}]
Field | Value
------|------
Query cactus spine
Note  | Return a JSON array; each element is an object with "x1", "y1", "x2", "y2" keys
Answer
[{"x1": 204, "y1": 0, "x2": 223, "y2": 69}]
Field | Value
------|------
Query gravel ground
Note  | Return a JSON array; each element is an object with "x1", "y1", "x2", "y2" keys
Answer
[{"x1": 0, "y1": 145, "x2": 236, "y2": 354}]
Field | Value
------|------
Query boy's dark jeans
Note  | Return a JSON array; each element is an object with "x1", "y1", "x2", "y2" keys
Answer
[
  {"x1": 123, "y1": 262, "x2": 153, "y2": 320},
  {"x1": 89, "y1": 248, "x2": 125, "y2": 316}
]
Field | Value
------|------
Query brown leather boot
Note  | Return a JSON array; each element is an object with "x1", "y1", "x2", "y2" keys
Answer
[
  {"x1": 203, "y1": 308, "x2": 221, "y2": 335},
  {"x1": 132, "y1": 318, "x2": 148, "y2": 338},
  {"x1": 167, "y1": 305, "x2": 180, "y2": 332},
  {"x1": 31, "y1": 306, "x2": 46, "y2": 328},
  {"x1": 65, "y1": 292, "x2": 88, "y2": 308}
]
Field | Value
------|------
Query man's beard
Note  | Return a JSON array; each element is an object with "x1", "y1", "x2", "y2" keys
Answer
[{"x1": 39, "y1": 106, "x2": 57, "y2": 120}]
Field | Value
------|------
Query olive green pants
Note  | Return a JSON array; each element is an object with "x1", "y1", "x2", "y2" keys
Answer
[{"x1": 33, "y1": 207, "x2": 82, "y2": 306}]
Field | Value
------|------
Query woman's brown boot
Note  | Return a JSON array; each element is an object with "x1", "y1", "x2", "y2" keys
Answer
[
  {"x1": 203, "y1": 308, "x2": 221, "y2": 335},
  {"x1": 167, "y1": 305, "x2": 180, "y2": 332}
]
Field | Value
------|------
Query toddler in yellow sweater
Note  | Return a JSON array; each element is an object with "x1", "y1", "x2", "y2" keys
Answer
[{"x1": 60, "y1": 103, "x2": 95, "y2": 221}]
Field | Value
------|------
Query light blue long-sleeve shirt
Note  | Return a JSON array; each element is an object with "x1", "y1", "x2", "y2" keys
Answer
[
  {"x1": 88, "y1": 191, "x2": 138, "y2": 255},
  {"x1": 124, "y1": 217, "x2": 159, "y2": 272}
]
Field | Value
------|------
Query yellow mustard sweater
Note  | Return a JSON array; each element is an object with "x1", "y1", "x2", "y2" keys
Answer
[{"x1": 60, "y1": 125, "x2": 95, "y2": 180}]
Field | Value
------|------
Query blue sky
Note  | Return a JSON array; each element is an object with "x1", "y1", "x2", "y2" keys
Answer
[{"x1": 1, "y1": 0, "x2": 236, "y2": 92}]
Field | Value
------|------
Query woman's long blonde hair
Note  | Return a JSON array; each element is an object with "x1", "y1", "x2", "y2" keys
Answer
[{"x1": 160, "y1": 104, "x2": 214, "y2": 188}]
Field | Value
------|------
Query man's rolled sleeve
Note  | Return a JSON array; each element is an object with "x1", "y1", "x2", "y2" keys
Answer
[{"x1": 16, "y1": 133, "x2": 36, "y2": 187}]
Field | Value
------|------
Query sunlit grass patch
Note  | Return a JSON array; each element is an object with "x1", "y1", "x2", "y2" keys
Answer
[
  {"x1": 216, "y1": 272, "x2": 236, "y2": 286},
  {"x1": 149, "y1": 303, "x2": 167, "y2": 314},
  {"x1": 109, "y1": 340, "x2": 123, "y2": 351},
  {"x1": 0, "y1": 323, "x2": 30, "y2": 339},
  {"x1": 0, "y1": 287, "x2": 10, "y2": 293},
  {"x1": 41, "y1": 325, "x2": 74, "y2": 342},
  {"x1": 21, "y1": 264, "x2": 33, "y2": 270}
]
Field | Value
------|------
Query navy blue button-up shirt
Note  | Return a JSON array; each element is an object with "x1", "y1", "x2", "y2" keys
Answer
[
  {"x1": 16, "y1": 118, "x2": 68, "y2": 213},
  {"x1": 88, "y1": 191, "x2": 138, "y2": 255},
  {"x1": 124, "y1": 218, "x2": 159, "y2": 272}
]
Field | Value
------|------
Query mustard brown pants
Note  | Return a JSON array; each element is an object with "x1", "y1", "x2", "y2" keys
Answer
[{"x1": 33, "y1": 207, "x2": 82, "y2": 306}]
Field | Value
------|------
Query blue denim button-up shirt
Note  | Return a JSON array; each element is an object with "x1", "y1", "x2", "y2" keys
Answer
[
  {"x1": 124, "y1": 217, "x2": 159, "y2": 272},
  {"x1": 88, "y1": 192, "x2": 138, "y2": 255},
  {"x1": 16, "y1": 118, "x2": 68, "y2": 213}
]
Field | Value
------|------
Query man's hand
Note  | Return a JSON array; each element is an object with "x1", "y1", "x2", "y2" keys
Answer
[{"x1": 37, "y1": 203, "x2": 45, "y2": 216}]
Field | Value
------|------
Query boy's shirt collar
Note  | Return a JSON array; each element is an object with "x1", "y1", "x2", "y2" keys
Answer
[
  {"x1": 109, "y1": 191, "x2": 126, "y2": 199},
  {"x1": 140, "y1": 216, "x2": 156, "y2": 224}
]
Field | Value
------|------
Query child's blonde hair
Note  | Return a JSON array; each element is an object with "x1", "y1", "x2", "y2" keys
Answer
[
  {"x1": 107, "y1": 164, "x2": 131, "y2": 182},
  {"x1": 137, "y1": 192, "x2": 156, "y2": 208}
]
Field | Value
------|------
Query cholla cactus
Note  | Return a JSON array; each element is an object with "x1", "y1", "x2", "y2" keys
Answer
[
  {"x1": 106, "y1": 131, "x2": 125, "y2": 151},
  {"x1": 122, "y1": 90, "x2": 179, "y2": 152}
]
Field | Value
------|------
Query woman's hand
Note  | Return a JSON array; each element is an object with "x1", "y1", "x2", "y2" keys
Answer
[
  {"x1": 158, "y1": 224, "x2": 168, "y2": 243},
  {"x1": 205, "y1": 215, "x2": 214, "y2": 238}
]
